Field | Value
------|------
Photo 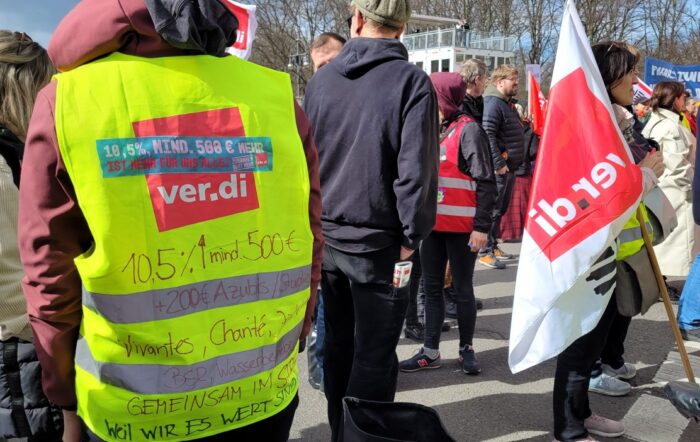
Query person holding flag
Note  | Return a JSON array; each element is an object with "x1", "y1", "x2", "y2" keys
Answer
[
  {"x1": 552, "y1": 40, "x2": 665, "y2": 442},
  {"x1": 507, "y1": 2, "x2": 664, "y2": 441}
]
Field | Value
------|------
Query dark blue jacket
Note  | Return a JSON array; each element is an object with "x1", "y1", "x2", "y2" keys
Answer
[
  {"x1": 303, "y1": 38, "x2": 439, "y2": 251},
  {"x1": 482, "y1": 85, "x2": 525, "y2": 171}
]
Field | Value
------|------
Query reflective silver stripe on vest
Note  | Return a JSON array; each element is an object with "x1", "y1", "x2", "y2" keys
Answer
[
  {"x1": 83, "y1": 265, "x2": 311, "y2": 324},
  {"x1": 438, "y1": 177, "x2": 476, "y2": 191},
  {"x1": 618, "y1": 222, "x2": 653, "y2": 244},
  {"x1": 436, "y1": 205, "x2": 476, "y2": 217},
  {"x1": 75, "y1": 321, "x2": 302, "y2": 395}
]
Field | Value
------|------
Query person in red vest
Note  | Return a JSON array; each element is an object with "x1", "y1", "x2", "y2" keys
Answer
[{"x1": 399, "y1": 72, "x2": 496, "y2": 375}]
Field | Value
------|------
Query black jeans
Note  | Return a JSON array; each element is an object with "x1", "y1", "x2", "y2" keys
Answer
[
  {"x1": 82, "y1": 394, "x2": 298, "y2": 441},
  {"x1": 321, "y1": 244, "x2": 408, "y2": 441},
  {"x1": 592, "y1": 310, "x2": 633, "y2": 377},
  {"x1": 553, "y1": 293, "x2": 619, "y2": 441},
  {"x1": 421, "y1": 231, "x2": 478, "y2": 350},
  {"x1": 486, "y1": 171, "x2": 516, "y2": 251},
  {"x1": 405, "y1": 250, "x2": 423, "y2": 327}
]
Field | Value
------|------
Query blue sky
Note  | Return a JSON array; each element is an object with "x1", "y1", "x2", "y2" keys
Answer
[{"x1": 0, "y1": 1, "x2": 80, "y2": 47}]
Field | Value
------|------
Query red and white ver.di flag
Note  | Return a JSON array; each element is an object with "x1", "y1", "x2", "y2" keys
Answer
[
  {"x1": 508, "y1": 0, "x2": 644, "y2": 373},
  {"x1": 528, "y1": 71, "x2": 547, "y2": 136},
  {"x1": 222, "y1": 1, "x2": 258, "y2": 60}
]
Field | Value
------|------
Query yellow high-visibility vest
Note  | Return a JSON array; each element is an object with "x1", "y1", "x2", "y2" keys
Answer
[
  {"x1": 54, "y1": 52, "x2": 313, "y2": 441},
  {"x1": 617, "y1": 203, "x2": 652, "y2": 260}
]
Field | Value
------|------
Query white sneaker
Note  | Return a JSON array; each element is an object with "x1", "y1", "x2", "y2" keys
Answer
[
  {"x1": 584, "y1": 413, "x2": 624, "y2": 438},
  {"x1": 602, "y1": 362, "x2": 636, "y2": 380},
  {"x1": 589, "y1": 373, "x2": 631, "y2": 396}
]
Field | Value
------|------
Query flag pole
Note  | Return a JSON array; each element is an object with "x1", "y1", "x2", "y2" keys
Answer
[{"x1": 636, "y1": 207, "x2": 696, "y2": 383}]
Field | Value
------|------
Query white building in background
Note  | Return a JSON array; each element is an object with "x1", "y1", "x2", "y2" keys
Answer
[{"x1": 402, "y1": 14, "x2": 517, "y2": 74}]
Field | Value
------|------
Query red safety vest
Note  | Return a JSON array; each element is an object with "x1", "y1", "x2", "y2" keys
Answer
[{"x1": 434, "y1": 115, "x2": 477, "y2": 233}]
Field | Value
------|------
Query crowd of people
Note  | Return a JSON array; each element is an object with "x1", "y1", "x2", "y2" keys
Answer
[{"x1": 0, "y1": 0, "x2": 699, "y2": 441}]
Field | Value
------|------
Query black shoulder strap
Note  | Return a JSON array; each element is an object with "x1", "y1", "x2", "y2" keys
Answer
[
  {"x1": 2, "y1": 339, "x2": 33, "y2": 437},
  {"x1": 0, "y1": 144, "x2": 21, "y2": 187}
]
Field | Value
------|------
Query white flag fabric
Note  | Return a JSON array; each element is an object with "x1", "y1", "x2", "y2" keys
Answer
[
  {"x1": 508, "y1": 0, "x2": 644, "y2": 373},
  {"x1": 223, "y1": 1, "x2": 258, "y2": 60},
  {"x1": 633, "y1": 78, "x2": 653, "y2": 105}
]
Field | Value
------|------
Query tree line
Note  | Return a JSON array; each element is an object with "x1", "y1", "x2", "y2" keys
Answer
[{"x1": 248, "y1": 0, "x2": 700, "y2": 95}]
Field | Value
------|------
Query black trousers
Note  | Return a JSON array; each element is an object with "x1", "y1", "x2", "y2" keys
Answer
[
  {"x1": 321, "y1": 244, "x2": 408, "y2": 442},
  {"x1": 82, "y1": 394, "x2": 298, "y2": 441},
  {"x1": 553, "y1": 293, "x2": 619, "y2": 441},
  {"x1": 486, "y1": 171, "x2": 516, "y2": 251},
  {"x1": 591, "y1": 310, "x2": 633, "y2": 377},
  {"x1": 421, "y1": 231, "x2": 478, "y2": 350},
  {"x1": 405, "y1": 250, "x2": 423, "y2": 326}
]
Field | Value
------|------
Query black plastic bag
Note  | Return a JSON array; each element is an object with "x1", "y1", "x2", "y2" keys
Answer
[
  {"x1": 664, "y1": 381, "x2": 700, "y2": 421},
  {"x1": 341, "y1": 397, "x2": 456, "y2": 442}
]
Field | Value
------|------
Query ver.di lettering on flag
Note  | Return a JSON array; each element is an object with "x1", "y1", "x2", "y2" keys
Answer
[
  {"x1": 222, "y1": 1, "x2": 258, "y2": 60},
  {"x1": 508, "y1": 0, "x2": 643, "y2": 373}
]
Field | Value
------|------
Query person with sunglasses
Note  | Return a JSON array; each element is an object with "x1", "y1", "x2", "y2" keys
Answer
[
  {"x1": 0, "y1": 30, "x2": 63, "y2": 441},
  {"x1": 551, "y1": 41, "x2": 665, "y2": 442}
]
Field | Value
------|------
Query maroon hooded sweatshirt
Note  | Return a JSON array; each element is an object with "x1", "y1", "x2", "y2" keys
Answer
[{"x1": 18, "y1": 0, "x2": 323, "y2": 408}]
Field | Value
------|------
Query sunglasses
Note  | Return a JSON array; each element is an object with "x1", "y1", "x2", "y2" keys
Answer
[
  {"x1": 14, "y1": 31, "x2": 33, "y2": 55},
  {"x1": 605, "y1": 41, "x2": 627, "y2": 55}
]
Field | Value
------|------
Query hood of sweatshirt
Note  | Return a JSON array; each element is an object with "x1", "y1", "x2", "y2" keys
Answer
[
  {"x1": 429, "y1": 72, "x2": 465, "y2": 121},
  {"x1": 484, "y1": 84, "x2": 509, "y2": 102},
  {"x1": 48, "y1": 0, "x2": 237, "y2": 72},
  {"x1": 331, "y1": 37, "x2": 409, "y2": 79}
]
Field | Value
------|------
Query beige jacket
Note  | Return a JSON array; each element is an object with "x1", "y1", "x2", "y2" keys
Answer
[
  {"x1": 643, "y1": 108, "x2": 699, "y2": 276},
  {"x1": 0, "y1": 153, "x2": 32, "y2": 341}
]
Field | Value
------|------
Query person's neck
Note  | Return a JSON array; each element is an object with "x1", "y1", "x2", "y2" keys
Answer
[{"x1": 465, "y1": 87, "x2": 480, "y2": 98}]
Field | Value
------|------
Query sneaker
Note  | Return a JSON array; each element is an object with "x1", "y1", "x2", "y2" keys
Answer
[
  {"x1": 476, "y1": 299, "x2": 484, "y2": 310},
  {"x1": 493, "y1": 246, "x2": 515, "y2": 260},
  {"x1": 602, "y1": 362, "x2": 637, "y2": 380},
  {"x1": 458, "y1": 347, "x2": 481, "y2": 375},
  {"x1": 479, "y1": 253, "x2": 506, "y2": 269},
  {"x1": 584, "y1": 413, "x2": 624, "y2": 438},
  {"x1": 681, "y1": 328, "x2": 700, "y2": 342},
  {"x1": 399, "y1": 349, "x2": 441, "y2": 373},
  {"x1": 589, "y1": 373, "x2": 631, "y2": 396},
  {"x1": 404, "y1": 323, "x2": 424, "y2": 342}
]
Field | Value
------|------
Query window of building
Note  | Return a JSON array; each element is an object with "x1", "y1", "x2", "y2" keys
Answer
[
  {"x1": 427, "y1": 32, "x2": 439, "y2": 49},
  {"x1": 441, "y1": 58, "x2": 450, "y2": 72},
  {"x1": 416, "y1": 61, "x2": 424, "y2": 70},
  {"x1": 431, "y1": 60, "x2": 440, "y2": 73}
]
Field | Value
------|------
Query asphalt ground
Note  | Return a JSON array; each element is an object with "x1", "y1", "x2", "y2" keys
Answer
[{"x1": 289, "y1": 242, "x2": 700, "y2": 442}]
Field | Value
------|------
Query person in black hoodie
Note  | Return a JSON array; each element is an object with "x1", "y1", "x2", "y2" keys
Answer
[
  {"x1": 303, "y1": 1, "x2": 439, "y2": 439},
  {"x1": 459, "y1": 58, "x2": 488, "y2": 124}
]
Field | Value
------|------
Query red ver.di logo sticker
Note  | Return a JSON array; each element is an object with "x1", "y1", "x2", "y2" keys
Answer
[{"x1": 132, "y1": 108, "x2": 261, "y2": 231}]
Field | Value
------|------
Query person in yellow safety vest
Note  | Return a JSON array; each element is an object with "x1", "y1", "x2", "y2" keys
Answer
[
  {"x1": 17, "y1": 1, "x2": 323, "y2": 441},
  {"x1": 551, "y1": 41, "x2": 665, "y2": 442}
]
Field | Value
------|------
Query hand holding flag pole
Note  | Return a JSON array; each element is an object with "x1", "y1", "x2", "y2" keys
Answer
[{"x1": 636, "y1": 208, "x2": 696, "y2": 383}]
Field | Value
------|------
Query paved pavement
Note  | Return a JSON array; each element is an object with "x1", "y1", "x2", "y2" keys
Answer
[{"x1": 289, "y1": 242, "x2": 700, "y2": 442}]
